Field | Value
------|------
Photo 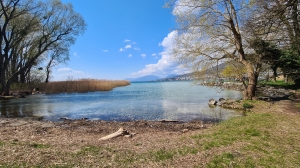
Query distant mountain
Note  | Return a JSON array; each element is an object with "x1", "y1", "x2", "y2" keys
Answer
[
  {"x1": 165, "y1": 74, "x2": 178, "y2": 78},
  {"x1": 158, "y1": 73, "x2": 194, "y2": 81},
  {"x1": 126, "y1": 75, "x2": 161, "y2": 82},
  {"x1": 157, "y1": 62, "x2": 230, "y2": 82}
]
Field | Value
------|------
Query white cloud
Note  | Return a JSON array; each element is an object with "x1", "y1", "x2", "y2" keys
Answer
[
  {"x1": 128, "y1": 54, "x2": 132, "y2": 57},
  {"x1": 134, "y1": 47, "x2": 140, "y2": 51},
  {"x1": 124, "y1": 39, "x2": 131, "y2": 43},
  {"x1": 125, "y1": 45, "x2": 131, "y2": 49},
  {"x1": 73, "y1": 52, "x2": 79, "y2": 57},
  {"x1": 119, "y1": 48, "x2": 125, "y2": 52},
  {"x1": 57, "y1": 68, "x2": 84, "y2": 74},
  {"x1": 131, "y1": 31, "x2": 187, "y2": 78},
  {"x1": 57, "y1": 68, "x2": 72, "y2": 72},
  {"x1": 159, "y1": 31, "x2": 177, "y2": 50},
  {"x1": 103, "y1": 50, "x2": 108, "y2": 52},
  {"x1": 152, "y1": 53, "x2": 157, "y2": 56},
  {"x1": 141, "y1": 54, "x2": 146, "y2": 57}
]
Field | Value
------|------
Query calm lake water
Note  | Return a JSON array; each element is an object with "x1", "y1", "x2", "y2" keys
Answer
[{"x1": 0, "y1": 81, "x2": 243, "y2": 122}]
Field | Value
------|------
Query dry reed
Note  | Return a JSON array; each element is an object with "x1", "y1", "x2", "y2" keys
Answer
[{"x1": 37, "y1": 79, "x2": 130, "y2": 94}]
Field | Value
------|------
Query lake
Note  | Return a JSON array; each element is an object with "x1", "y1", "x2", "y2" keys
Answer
[{"x1": 0, "y1": 81, "x2": 243, "y2": 122}]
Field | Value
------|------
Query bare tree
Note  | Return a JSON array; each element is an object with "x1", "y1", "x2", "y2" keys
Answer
[
  {"x1": 0, "y1": 0, "x2": 86, "y2": 95},
  {"x1": 167, "y1": 0, "x2": 265, "y2": 99}
]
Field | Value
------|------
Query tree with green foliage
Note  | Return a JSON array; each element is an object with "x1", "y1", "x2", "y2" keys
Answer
[
  {"x1": 250, "y1": 0, "x2": 300, "y2": 85},
  {"x1": 249, "y1": 39, "x2": 282, "y2": 82},
  {"x1": 0, "y1": 0, "x2": 86, "y2": 95},
  {"x1": 222, "y1": 62, "x2": 246, "y2": 82}
]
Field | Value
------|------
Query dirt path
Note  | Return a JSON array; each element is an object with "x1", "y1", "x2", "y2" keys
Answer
[{"x1": 254, "y1": 91, "x2": 300, "y2": 114}]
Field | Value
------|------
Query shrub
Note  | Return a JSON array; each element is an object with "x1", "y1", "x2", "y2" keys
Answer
[{"x1": 243, "y1": 102, "x2": 254, "y2": 109}]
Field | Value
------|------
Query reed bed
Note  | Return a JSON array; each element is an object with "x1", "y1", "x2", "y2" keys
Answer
[{"x1": 38, "y1": 79, "x2": 130, "y2": 94}]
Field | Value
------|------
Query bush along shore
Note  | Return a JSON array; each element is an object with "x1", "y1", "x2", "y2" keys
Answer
[{"x1": 1, "y1": 79, "x2": 130, "y2": 99}]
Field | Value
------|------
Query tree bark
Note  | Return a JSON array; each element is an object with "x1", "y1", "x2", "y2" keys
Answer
[
  {"x1": 1, "y1": 77, "x2": 11, "y2": 96},
  {"x1": 243, "y1": 63, "x2": 259, "y2": 100},
  {"x1": 1, "y1": 73, "x2": 6, "y2": 96},
  {"x1": 45, "y1": 59, "x2": 53, "y2": 83}
]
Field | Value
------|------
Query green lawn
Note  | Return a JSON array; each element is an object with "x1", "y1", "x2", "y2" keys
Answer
[{"x1": 259, "y1": 80, "x2": 298, "y2": 89}]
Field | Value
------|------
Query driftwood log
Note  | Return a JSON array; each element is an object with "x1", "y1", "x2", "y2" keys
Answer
[
  {"x1": 158, "y1": 120, "x2": 179, "y2": 123},
  {"x1": 99, "y1": 128, "x2": 130, "y2": 140}
]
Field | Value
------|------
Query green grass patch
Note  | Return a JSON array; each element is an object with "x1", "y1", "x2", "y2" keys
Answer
[
  {"x1": 29, "y1": 143, "x2": 50, "y2": 149},
  {"x1": 152, "y1": 149, "x2": 175, "y2": 162},
  {"x1": 207, "y1": 152, "x2": 235, "y2": 168},
  {"x1": 0, "y1": 163, "x2": 28, "y2": 168},
  {"x1": 191, "y1": 112, "x2": 300, "y2": 167},
  {"x1": 244, "y1": 128, "x2": 261, "y2": 136},
  {"x1": 243, "y1": 102, "x2": 254, "y2": 109},
  {"x1": 259, "y1": 80, "x2": 297, "y2": 89},
  {"x1": 75, "y1": 145, "x2": 106, "y2": 156},
  {"x1": 0, "y1": 142, "x2": 5, "y2": 147},
  {"x1": 177, "y1": 146, "x2": 198, "y2": 155},
  {"x1": 145, "y1": 146, "x2": 200, "y2": 163},
  {"x1": 191, "y1": 113, "x2": 272, "y2": 150}
]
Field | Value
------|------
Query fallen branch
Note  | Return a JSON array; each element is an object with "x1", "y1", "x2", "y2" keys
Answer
[
  {"x1": 158, "y1": 120, "x2": 179, "y2": 123},
  {"x1": 99, "y1": 128, "x2": 130, "y2": 140}
]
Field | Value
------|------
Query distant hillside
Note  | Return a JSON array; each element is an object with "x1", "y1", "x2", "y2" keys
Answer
[
  {"x1": 204, "y1": 62, "x2": 227, "y2": 75},
  {"x1": 165, "y1": 74, "x2": 178, "y2": 78},
  {"x1": 126, "y1": 75, "x2": 161, "y2": 82},
  {"x1": 126, "y1": 62, "x2": 229, "y2": 82},
  {"x1": 158, "y1": 62, "x2": 229, "y2": 82}
]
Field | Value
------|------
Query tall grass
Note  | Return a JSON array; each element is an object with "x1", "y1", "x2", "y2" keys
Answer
[{"x1": 37, "y1": 79, "x2": 130, "y2": 94}]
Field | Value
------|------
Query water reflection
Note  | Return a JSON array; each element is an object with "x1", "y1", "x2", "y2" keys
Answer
[{"x1": 0, "y1": 82, "x2": 243, "y2": 122}]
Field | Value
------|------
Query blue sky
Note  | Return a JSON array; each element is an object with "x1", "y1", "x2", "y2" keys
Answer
[{"x1": 52, "y1": 0, "x2": 186, "y2": 81}]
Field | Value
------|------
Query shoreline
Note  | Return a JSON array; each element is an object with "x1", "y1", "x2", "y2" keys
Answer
[
  {"x1": 0, "y1": 91, "x2": 299, "y2": 167},
  {"x1": 0, "y1": 116, "x2": 213, "y2": 132}
]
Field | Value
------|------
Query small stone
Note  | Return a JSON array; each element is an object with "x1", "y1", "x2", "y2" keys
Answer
[
  {"x1": 181, "y1": 129, "x2": 189, "y2": 133},
  {"x1": 208, "y1": 98, "x2": 217, "y2": 105}
]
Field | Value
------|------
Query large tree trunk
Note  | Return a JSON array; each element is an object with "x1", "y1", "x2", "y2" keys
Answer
[
  {"x1": 1, "y1": 78, "x2": 10, "y2": 96},
  {"x1": 272, "y1": 66, "x2": 278, "y2": 82},
  {"x1": 226, "y1": 2, "x2": 258, "y2": 100},
  {"x1": 243, "y1": 63, "x2": 259, "y2": 100},
  {"x1": 20, "y1": 71, "x2": 26, "y2": 83},
  {"x1": 1, "y1": 80, "x2": 6, "y2": 96},
  {"x1": 244, "y1": 73, "x2": 258, "y2": 100},
  {"x1": 3, "y1": 82, "x2": 10, "y2": 96},
  {"x1": 1, "y1": 64, "x2": 30, "y2": 96}
]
